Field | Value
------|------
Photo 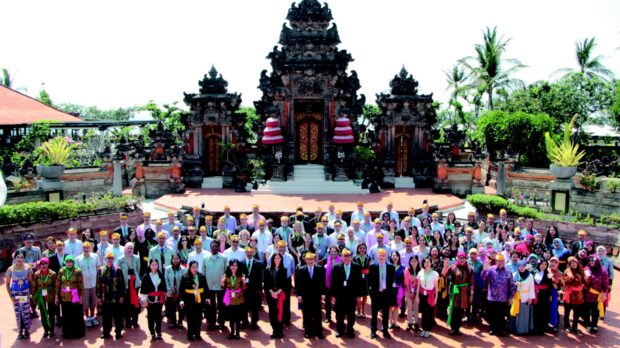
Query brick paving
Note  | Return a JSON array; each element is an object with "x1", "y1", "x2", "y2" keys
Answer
[
  {"x1": 0, "y1": 270, "x2": 617, "y2": 348},
  {"x1": 153, "y1": 188, "x2": 465, "y2": 213}
]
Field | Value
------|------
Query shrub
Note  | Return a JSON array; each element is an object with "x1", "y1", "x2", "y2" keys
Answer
[
  {"x1": 0, "y1": 195, "x2": 140, "y2": 227},
  {"x1": 606, "y1": 178, "x2": 620, "y2": 193},
  {"x1": 475, "y1": 110, "x2": 555, "y2": 167},
  {"x1": 466, "y1": 194, "x2": 542, "y2": 219}
]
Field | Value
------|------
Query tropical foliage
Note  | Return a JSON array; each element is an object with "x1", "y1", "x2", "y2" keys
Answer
[
  {"x1": 57, "y1": 103, "x2": 138, "y2": 121},
  {"x1": 555, "y1": 37, "x2": 615, "y2": 81},
  {"x1": 475, "y1": 110, "x2": 555, "y2": 166},
  {"x1": 39, "y1": 136, "x2": 78, "y2": 166},
  {"x1": 545, "y1": 115, "x2": 586, "y2": 167}
]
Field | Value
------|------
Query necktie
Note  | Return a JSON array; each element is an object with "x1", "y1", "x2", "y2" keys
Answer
[
  {"x1": 379, "y1": 264, "x2": 386, "y2": 291},
  {"x1": 309, "y1": 267, "x2": 313, "y2": 279},
  {"x1": 160, "y1": 248, "x2": 165, "y2": 270},
  {"x1": 345, "y1": 265, "x2": 350, "y2": 280}
]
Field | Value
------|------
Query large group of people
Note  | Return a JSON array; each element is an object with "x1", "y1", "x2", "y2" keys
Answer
[{"x1": 5, "y1": 201, "x2": 614, "y2": 342}]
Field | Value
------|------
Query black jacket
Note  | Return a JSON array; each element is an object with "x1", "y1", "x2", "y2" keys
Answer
[
  {"x1": 241, "y1": 259, "x2": 263, "y2": 292},
  {"x1": 139, "y1": 271, "x2": 167, "y2": 303},
  {"x1": 264, "y1": 267, "x2": 288, "y2": 293},
  {"x1": 295, "y1": 264, "x2": 325, "y2": 299},
  {"x1": 330, "y1": 262, "x2": 362, "y2": 299},
  {"x1": 368, "y1": 262, "x2": 395, "y2": 297},
  {"x1": 179, "y1": 273, "x2": 209, "y2": 306}
]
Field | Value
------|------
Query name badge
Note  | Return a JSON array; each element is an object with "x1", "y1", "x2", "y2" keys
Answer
[
  {"x1": 231, "y1": 292, "x2": 236, "y2": 298},
  {"x1": 17, "y1": 296, "x2": 28, "y2": 303},
  {"x1": 343, "y1": 280, "x2": 348, "y2": 287},
  {"x1": 361, "y1": 274, "x2": 366, "y2": 279},
  {"x1": 246, "y1": 279, "x2": 250, "y2": 284},
  {"x1": 65, "y1": 286, "x2": 70, "y2": 292},
  {"x1": 392, "y1": 282, "x2": 397, "y2": 287},
  {"x1": 42, "y1": 289, "x2": 48, "y2": 297},
  {"x1": 410, "y1": 288, "x2": 414, "y2": 294}
]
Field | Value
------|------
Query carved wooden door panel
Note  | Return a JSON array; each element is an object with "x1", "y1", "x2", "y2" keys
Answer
[
  {"x1": 296, "y1": 113, "x2": 322, "y2": 164},
  {"x1": 204, "y1": 130, "x2": 221, "y2": 176},
  {"x1": 396, "y1": 134, "x2": 411, "y2": 176}
]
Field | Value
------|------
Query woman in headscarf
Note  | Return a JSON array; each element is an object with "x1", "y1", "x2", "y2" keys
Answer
[
  {"x1": 54, "y1": 254, "x2": 85, "y2": 339},
  {"x1": 533, "y1": 259, "x2": 553, "y2": 335},
  {"x1": 551, "y1": 238, "x2": 570, "y2": 272},
  {"x1": 6, "y1": 250, "x2": 33, "y2": 339},
  {"x1": 563, "y1": 256, "x2": 586, "y2": 334},
  {"x1": 179, "y1": 260, "x2": 208, "y2": 341},
  {"x1": 509, "y1": 260, "x2": 535, "y2": 335},
  {"x1": 502, "y1": 242, "x2": 514, "y2": 263},
  {"x1": 527, "y1": 254, "x2": 540, "y2": 275},
  {"x1": 547, "y1": 257, "x2": 564, "y2": 333},
  {"x1": 584, "y1": 255, "x2": 609, "y2": 334},
  {"x1": 584, "y1": 241, "x2": 596, "y2": 256},
  {"x1": 596, "y1": 246, "x2": 613, "y2": 319},
  {"x1": 32, "y1": 257, "x2": 57, "y2": 338}
]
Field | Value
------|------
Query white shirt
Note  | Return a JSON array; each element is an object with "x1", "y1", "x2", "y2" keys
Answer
[
  {"x1": 188, "y1": 250, "x2": 210, "y2": 272},
  {"x1": 407, "y1": 215, "x2": 422, "y2": 229},
  {"x1": 515, "y1": 273, "x2": 536, "y2": 302},
  {"x1": 224, "y1": 247, "x2": 245, "y2": 263},
  {"x1": 64, "y1": 239, "x2": 83, "y2": 257},
  {"x1": 350, "y1": 210, "x2": 365, "y2": 225},
  {"x1": 76, "y1": 253, "x2": 100, "y2": 288},
  {"x1": 354, "y1": 230, "x2": 366, "y2": 243},
  {"x1": 251, "y1": 230, "x2": 273, "y2": 254},
  {"x1": 416, "y1": 270, "x2": 439, "y2": 291},
  {"x1": 166, "y1": 235, "x2": 181, "y2": 253},
  {"x1": 106, "y1": 245, "x2": 125, "y2": 262}
]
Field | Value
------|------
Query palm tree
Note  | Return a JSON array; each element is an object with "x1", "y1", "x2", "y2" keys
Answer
[
  {"x1": 459, "y1": 26, "x2": 525, "y2": 110},
  {"x1": 444, "y1": 63, "x2": 468, "y2": 103},
  {"x1": 554, "y1": 37, "x2": 614, "y2": 81},
  {"x1": 1, "y1": 68, "x2": 13, "y2": 88}
]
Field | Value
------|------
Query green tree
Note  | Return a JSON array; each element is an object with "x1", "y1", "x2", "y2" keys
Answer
[
  {"x1": 1, "y1": 68, "x2": 12, "y2": 87},
  {"x1": 236, "y1": 106, "x2": 259, "y2": 144},
  {"x1": 460, "y1": 26, "x2": 526, "y2": 110},
  {"x1": 444, "y1": 63, "x2": 468, "y2": 103},
  {"x1": 475, "y1": 110, "x2": 555, "y2": 166},
  {"x1": 56, "y1": 103, "x2": 138, "y2": 121},
  {"x1": 555, "y1": 37, "x2": 615, "y2": 81},
  {"x1": 141, "y1": 101, "x2": 187, "y2": 141},
  {"x1": 611, "y1": 80, "x2": 620, "y2": 129},
  {"x1": 497, "y1": 73, "x2": 615, "y2": 127},
  {"x1": 38, "y1": 84, "x2": 52, "y2": 106}
]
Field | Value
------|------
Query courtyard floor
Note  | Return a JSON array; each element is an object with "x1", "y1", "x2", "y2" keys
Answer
[{"x1": 0, "y1": 270, "x2": 618, "y2": 347}]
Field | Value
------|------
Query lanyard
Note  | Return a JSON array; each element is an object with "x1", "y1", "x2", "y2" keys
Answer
[
  {"x1": 40, "y1": 272, "x2": 50, "y2": 285},
  {"x1": 231, "y1": 275, "x2": 237, "y2": 287},
  {"x1": 359, "y1": 256, "x2": 366, "y2": 268}
]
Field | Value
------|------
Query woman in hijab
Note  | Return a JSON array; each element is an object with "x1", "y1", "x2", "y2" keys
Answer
[
  {"x1": 54, "y1": 254, "x2": 85, "y2": 339},
  {"x1": 533, "y1": 259, "x2": 553, "y2": 335},
  {"x1": 596, "y1": 246, "x2": 613, "y2": 319},
  {"x1": 563, "y1": 256, "x2": 586, "y2": 334},
  {"x1": 551, "y1": 238, "x2": 570, "y2": 272},
  {"x1": 584, "y1": 255, "x2": 609, "y2": 334},
  {"x1": 547, "y1": 257, "x2": 564, "y2": 334},
  {"x1": 509, "y1": 260, "x2": 535, "y2": 335}
]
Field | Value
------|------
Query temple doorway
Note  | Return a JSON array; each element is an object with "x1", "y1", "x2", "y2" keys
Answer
[
  {"x1": 203, "y1": 125, "x2": 221, "y2": 176},
  {"x1": 295, "y1": 101, "x2": 323, "y2": 164}
]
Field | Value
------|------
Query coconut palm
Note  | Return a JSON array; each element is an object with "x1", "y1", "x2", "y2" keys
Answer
[
  {"x1": 556, "y1": 37, "x2": 614, "y2": 81},
  {"x1": 459, "y1": 26, "x2": 525, "y2": 110},
  {"x1": 444, "y1": 63, "x2": 468, "y2": 103}
]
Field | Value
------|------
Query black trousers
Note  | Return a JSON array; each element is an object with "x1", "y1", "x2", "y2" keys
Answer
[
  {"x1": 60, "y1": 301, "x2": 85, "y2": 339},
  {"x1": 228, "y1": 304, "x2": 243, "y2": 335},
  {"x1": 206, "y1": 290, "x2": 225, "y2": 328},
  {"x1": 370, "y1": 292, "x2": 389, "y2": 333},
  {"x1": 124, "y1": 290, "x2": 140, "y2": 327},
  {"x1": 284, "y1": 282, "x2": 292, "y2": 325},
  {"x1": 336, "y1": 297, "x2": 356, "y2": 334},
  {"x1": 165, "y1": 296, "x2": 185, "y2": 326},
  {"x1": 243, "y1": 289, "x2": 261, "y2": 326},
  {"x1": 301, "y1": 296, "x2": 323, "y2": 335},
  {"x1": 146, "y1": 303, "x2": 163, "y2": 335},
  {"x1": 533, "y1": 294, "x2": 551, "y2": 334},
  {"x1": 185, "y1": 302, "x2": 203, "y2": 339},
  {"x1": 419, "y1": 294, "x2": 436, "y2": 332},
  {"x1": 102, "y1": 302, "x2": 124, "y2": 336},
  {"x1": 584, "y1": 302, "x2": 599, "y2": 328},
  {"x1": 487, "y1": 301, "x2": 508, "y2": 334},
  {"x1": 266, "y1": 296, "x2": 283, "y2": 336},
  {"x1": 325, "y1": 289, "x2": 334, "y2": 320},
  {"x1": 450, "y1": 307, "x2": 465, "y2": 332},
  {"x1": 40, "y1": 301, "x2": 58, "y2": 333},
  {"x1": 564, "y1": 303, "x2": 582, "y2": 331}
]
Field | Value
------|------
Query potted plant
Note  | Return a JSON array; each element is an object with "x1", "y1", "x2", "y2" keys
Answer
[
  {"x1": 353, "y1": 145, "x2": 376, "y2": 180},
  {"x1": 36, "y1": 137, "x2": 77, "y2": 179},
  {"x1": 545, "y1": 115, "x2": 585, "y2": 179}
]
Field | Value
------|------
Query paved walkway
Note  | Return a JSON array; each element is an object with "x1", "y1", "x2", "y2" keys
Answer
[
  {"x1": 153, "y1": 188, "x2": 465, "y2": 213},
  {"x1": 1, "y1": 271, "x2": 618, "y2": 347}
]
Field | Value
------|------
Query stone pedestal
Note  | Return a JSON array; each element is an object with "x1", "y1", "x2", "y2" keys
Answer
[
  {"x1": 549, "y1": 178, "x2": 574, "y2": 213},
  {"x1": 112, "y1": 160, "x2": 123, "y2": 196},
  {"x1": 334, "y1": 164, "x2": 349, "y2": 181}
]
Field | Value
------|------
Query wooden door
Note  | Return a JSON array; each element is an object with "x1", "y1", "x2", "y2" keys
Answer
[{"x1": 203, "y1": 126, "x2": 221, "y2": 176}]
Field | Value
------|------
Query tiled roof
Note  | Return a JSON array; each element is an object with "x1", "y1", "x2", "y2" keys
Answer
[{"x1": 0, "y1": 85, "x2": 83, "y2": 125}]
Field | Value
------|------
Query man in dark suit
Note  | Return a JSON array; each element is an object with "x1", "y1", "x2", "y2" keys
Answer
[
  {"x1": 114, "y1": 213, "x2": 135, "y2": 245},
  {"x1": 570, "y1": 229, "x2": 590, "y2": 256},
  {"x1": 296, "y1": 252, "x2": 326, "y2": 339},
  {"x1": 368, "y1": 248, "x2": 394, "y2": 339},
  {"x1": 331, "y1": 248, "x2": 362, "y2": 338},
  {"x1": 241, "y1": 246, "x2": 263, "y2": 329}
]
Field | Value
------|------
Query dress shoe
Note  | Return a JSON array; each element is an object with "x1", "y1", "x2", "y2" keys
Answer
[
  {"x1": 335, "y1": 332, "x2": 342, "y2": 338},
  {"x1": 370, "y1": 332, "x2": 377, "y2": 339},
  {"x1": 304, "y1": 333, "x2": 311, "y2": 338},
  {"x1": 347, "y1": 331, "x2": 355, "y2": 339},
  {"x1": 100, "y1": 334, "x2": 112, "y2": 339},
  {"x1": 383, "y1": 331, "x2": 392, "y2": 339},
  {"x1": 115, "y1": 334, "x2": 123, "y2": 340}
]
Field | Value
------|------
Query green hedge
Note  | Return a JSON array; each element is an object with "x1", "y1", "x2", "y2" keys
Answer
[
  {"x1": 466, "y1": 194, "x2": 543, "y2": 219},
  {"x1": 0, "y1": 194, "x2": 140, "y2": 227}
]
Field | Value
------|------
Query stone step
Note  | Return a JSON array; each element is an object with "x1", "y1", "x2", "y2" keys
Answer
[
  {"x1": 394, "y1": 176, "x2": 416, "y2": 189},
  {"x1": 201, "y1": 176, "x2": 223, "y2": 189}
]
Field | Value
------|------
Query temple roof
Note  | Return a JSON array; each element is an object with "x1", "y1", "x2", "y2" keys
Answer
[
  {"x1": 198, "y1": 65, "x2": 229, "y2": 95},
  {"x1": 0, "y1": 85, "x2": 83, "y2": 126},
  {"x1": 286, "y1": 0, "x2": 333, "y2": 22}
]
